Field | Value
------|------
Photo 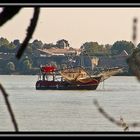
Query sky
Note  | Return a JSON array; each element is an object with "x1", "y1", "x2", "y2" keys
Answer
[{"x1": 0, "y1": 7, "x2": 140, "y2": 48}]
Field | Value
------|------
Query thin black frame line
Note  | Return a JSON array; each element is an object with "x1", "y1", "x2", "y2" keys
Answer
[
  {"x1": 0, "y1": 2, "x2": 140, "y2": 136},
  {"x1": 0, "y1": 3, "x2": 140, "y2": 6}
]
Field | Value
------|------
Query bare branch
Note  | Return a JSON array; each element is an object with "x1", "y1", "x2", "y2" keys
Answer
[
  {"x1": 94, "y1": 99, "x2": 140, "y2": 131},
  {"x1": 0, "y1": 7, "x2": 21, "y2": 27},
  {"x1": 0, "y1": 83, "x2": 19, "y2": 131},
  {"x1": 132, "y1": 17, "x2": 138, "y2": 47},
  {"x1": 127, "y1": 17, "x2": 140, "y2": 81},
  {"x1": 16, "y1": 7, "x2": 40, "y2": 59}
]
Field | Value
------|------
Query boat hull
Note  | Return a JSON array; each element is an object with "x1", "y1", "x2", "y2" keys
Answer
[{"x1": 36, "y1": 80, "x2": 99, "y2": 90}]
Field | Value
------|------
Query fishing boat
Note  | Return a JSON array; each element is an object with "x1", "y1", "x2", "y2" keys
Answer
[
  {"x1": 35, "y1": 48, "x2": 123, "y2": 90},
  {"x1": 36, "y1": 66, "x2": 102, "y2": 90}
]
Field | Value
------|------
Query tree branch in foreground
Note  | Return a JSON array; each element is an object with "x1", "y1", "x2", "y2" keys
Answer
[
  {"x1": 93, "y1": 99, "x2": 140, "y2": 131},
  {"x1": 16, "y1": 7, "x2": 40, "y2": 59},
  {"x1": 0, "y1": 7, "x2": 21, "y2": 27},
  {"x1": 0, "y1": 83, "x2": 19, "y2": 132}
]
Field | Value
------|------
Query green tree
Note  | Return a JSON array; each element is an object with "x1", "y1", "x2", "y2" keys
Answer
[
  {"x1": 8, "y1": 42, "x2": 17, "y2": 52},
  {"x1": 0, "y1": 37, "x2": 17, "y2": 53},
  {"x1": 13, "y1": 39, "x2": 20, "y2": 52},
  {"x1": 0, "y1": 37, "x2": 9, "y2": 46},
  {"x1": 31, "y1": 39, "x2": 43, "y2": 50},
  {"x1": 56, "y1": 39, "x2": 70, "y2": 49},
  {"x1": 6, "y1": 62, "x2": 16, "y2": 72},
  {"x1": 13, "y1": 39, "x2": 20, "y2": 47},
  {"x1": 26, "y1": 43, "x2": 33, "y2": 54},
  {"x1": 104, "y1": 44, "x2": 112, "y2": 55},
  {"x1": 0, "y1": 37, "x2": 10, "y2": 52},
  {"x1": 43, "y1": 43, "x2": 55, "y2": 49},
  {"x1": 22, "y1": 58, "x2": 32, "y2": 72},
  {"x1": 111, "y1": 40, "x2": 135, "y2": 55},
  {"x1": 80, "y1": 42, "x2": 104, "y2": 56}
]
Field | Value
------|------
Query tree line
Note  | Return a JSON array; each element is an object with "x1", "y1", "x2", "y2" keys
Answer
[{"x1": 0, "y1": 37, "x2": 139, "y2": 75}]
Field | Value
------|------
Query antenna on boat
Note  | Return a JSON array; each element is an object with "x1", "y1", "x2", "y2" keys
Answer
[{"x1": 102, "y1": 79, "x2": 105, "y2": 90}]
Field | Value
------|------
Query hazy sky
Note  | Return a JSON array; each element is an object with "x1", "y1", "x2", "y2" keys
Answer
[{"x1": 0, "y1": 7, "x2": 140, "y2": 48}]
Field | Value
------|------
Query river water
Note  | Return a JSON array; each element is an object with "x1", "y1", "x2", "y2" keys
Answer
[{"x1": 0, "y1": 75, "x2": 140, "y2": 132}]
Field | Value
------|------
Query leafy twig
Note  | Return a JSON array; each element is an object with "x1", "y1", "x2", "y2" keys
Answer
[
  {"x1": 16, "y1": 7, "x2": 40, "y2": 59},
  {"x1": 0, "y1": 83, "x2": 19, "y2": 131}
]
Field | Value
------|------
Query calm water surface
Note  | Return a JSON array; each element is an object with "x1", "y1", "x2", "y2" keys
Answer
[{"x1": 0, "y1": 75, "x2": 140, "y2": 131}]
